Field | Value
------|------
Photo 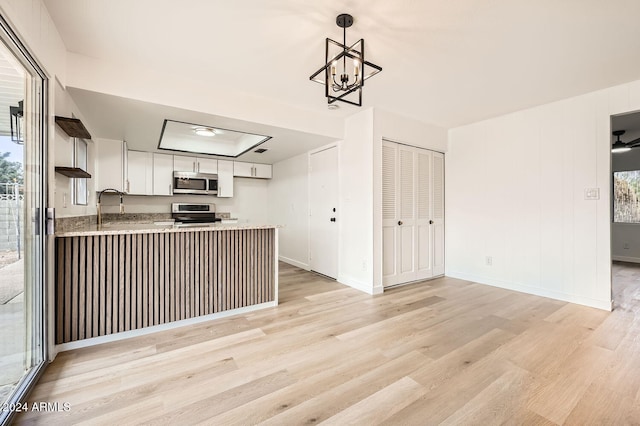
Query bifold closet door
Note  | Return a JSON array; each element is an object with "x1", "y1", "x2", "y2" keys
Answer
[
  {"x1": 382, "y1": 141, "x2": 444, "y2": 287},
  {"x1": 432, "y1": 152, "x2": 445, "y2": 276}
]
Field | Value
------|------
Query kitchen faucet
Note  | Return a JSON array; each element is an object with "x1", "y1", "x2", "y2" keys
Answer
[{"x1": 97, "y1": 188, "x2": 125, "y2": 226}]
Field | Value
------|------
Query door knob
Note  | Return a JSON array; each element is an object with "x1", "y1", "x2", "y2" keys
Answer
[
  {"x1": 398, "y1": 220, "x2": 403, "y2": 225},
  {"x1": 330, "y1": 217, "x2": 336, "y2": 222}
]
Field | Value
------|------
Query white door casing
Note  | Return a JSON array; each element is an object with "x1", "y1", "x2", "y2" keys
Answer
[{"x1": 309, "y1": 146, "x2": 339, "y2": 279}]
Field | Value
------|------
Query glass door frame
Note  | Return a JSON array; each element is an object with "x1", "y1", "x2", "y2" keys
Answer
[{"x1": 0, "y1": 13, "x2": 49, "y2": 426}]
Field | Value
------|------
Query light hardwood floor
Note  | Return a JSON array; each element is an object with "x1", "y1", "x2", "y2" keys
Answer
[{"x1": 14, "y1": 262, "x2": 640, "y2": 425}]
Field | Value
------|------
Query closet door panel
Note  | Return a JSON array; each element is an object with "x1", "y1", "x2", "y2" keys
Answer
[
  {"x1": 432, "y1": 152, "x2": 445, "y2": 276},
  {"x1": 396, "y1": 146, "x2": 417, "y2": 282},
  {"x1": 416, "y1": 150, "x2": 433, "y2": 278}
]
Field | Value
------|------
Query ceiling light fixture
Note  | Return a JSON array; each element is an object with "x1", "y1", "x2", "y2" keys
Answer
[
  {"x1": 309, "y1": 13, "x2": 382, "y2": 107},
  {"x1": 612, "y1": 130, "x2": 635, "y2": 153},
  {"x1": 194, "y1": 127, "x2": 217, "y2": 137}
]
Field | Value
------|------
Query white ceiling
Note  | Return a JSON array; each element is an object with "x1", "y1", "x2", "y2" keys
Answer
[{"x1": 44, "y1": 0, "x2": 640, "y2": 129}]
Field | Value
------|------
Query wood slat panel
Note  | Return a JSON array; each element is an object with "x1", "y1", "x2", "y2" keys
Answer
[{"x1": 55, "y1": 229, "x2": 276, "y2": 343}]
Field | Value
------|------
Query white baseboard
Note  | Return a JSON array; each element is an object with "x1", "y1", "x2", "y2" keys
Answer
[
  {"x1": 446, "y1": 271, "x2": 612, "y2": 312},
  {"x1": 612, "y1": 255, "x2": 640, "y2": 264},
  {"x1": 279, "y1": 256, "x2": 310, "y2": 270},
  {"x1": 338, "y1": 274, "x2": 377, "y2": 295},
  {"x1": 55, "y1": 301, "x2": 277, "y2": 353}
]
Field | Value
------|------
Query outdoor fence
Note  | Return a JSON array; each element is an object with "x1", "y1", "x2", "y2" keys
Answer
[{"x1": 0, "y1": 183, "x2": 23, "y2": 253}]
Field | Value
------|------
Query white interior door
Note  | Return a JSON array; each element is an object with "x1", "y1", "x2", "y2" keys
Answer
[{"x1": 309, "y1": 146, "x2": 339, "y2": 278}]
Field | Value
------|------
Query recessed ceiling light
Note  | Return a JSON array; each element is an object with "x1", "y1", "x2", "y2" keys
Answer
[
  {"x1": 194, "y1": 127, "x2": 216, "y2": 137},
  {"x1": 328, "y1": 104, "x2": 340, "y2": 110}
]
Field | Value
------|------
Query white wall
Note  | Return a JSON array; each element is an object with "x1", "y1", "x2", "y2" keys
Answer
[
  {"x1": 611, "y1": 145, "x2": 640, "y2": 262},
  {"x1": 338, "y1": 109, "x2": 375, "y2": 293},
  {"x1": 446, "y1": 80, "x2": 640, "y2": 311},
  {"x1": 268, "y1": 152, "x2": 309, "y2": 269},
  {"x1": 54, "y1": 80, "x2": 99, "y2": 218}
]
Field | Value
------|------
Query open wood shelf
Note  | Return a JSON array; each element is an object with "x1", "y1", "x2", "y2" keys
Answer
[
  {"x1": 55, "y1": 116, "x2": 92, "y2": 139},
  {"x1": 55, "y1": 167, "x2": 91, "y2": 178}
]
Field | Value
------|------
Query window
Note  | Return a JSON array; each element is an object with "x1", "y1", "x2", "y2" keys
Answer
[
  {"x1": 614, "y1": 170, "x2": 640, "y2": 223},
  {"x1": 72, "y1": 138, "x2": 88, "y2": 205}
]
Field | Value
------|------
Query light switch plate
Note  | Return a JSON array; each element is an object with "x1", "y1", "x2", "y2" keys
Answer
[{"x1": 584, "y1": 188, "x2": 600, "y2": 200}]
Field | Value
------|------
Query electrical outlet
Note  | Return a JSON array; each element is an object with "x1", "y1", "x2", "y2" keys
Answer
[
  {"x1": 486, "y1": 256, "x2": 492, "y2": 266},
  {"x1": 624, "y1": 243, "x2": 630, "y2": 250}
]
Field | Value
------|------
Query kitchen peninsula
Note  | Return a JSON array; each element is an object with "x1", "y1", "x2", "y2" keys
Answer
[{"x1": 54, "y1": 223, "x2": 279, "y2": 346}]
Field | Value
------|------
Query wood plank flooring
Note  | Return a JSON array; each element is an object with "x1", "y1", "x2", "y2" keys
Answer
[{"x1": 14, "y1": 262, "x2": 640, "y2": 425}]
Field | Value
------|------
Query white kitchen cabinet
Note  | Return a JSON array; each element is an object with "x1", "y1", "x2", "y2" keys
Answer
[
  {"x1": 95, "y1": 139, "x2": 127, "y2": 192},
  {"x1": 217, "y1": 160, "x2": 234, "y2": 198},
  {"x1": 153, "y1": 153, "x2": 174, "y2": 196},
  {"x1": 173, "y1": 155, "x2": 197, "y2": 172},
  {"x1": 253, "y1": 163, "x2": 272, "y2": 178},
  {"x1": 197, "y1": 157, "x2": 218, "y2": 174},
  {"x1": 233, "y1": 161, "x2": 272, "y2": 179},
  {"x1": 126, "y1": 150, "x2": 153, "y2": 195},
  {"x1": 173, "y1": 155, "x2": 218, "y2": 174}
]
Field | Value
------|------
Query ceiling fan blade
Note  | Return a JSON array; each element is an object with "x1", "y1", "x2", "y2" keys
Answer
[{"x1": 627, "y1": 137, "x2": 640, "y2": 148}]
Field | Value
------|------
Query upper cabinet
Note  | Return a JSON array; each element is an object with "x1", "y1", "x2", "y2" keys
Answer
[
  {"x1": 173, "y1": 155, "x2": 218, "y2": 174},
  {"x1": 153, "y1": 153, "x2": 173, "y2": 196},
  {"x1": 95, "y1": 140, "x2": 127, "y2": 193},
  {"x1": 233, "y1": 162, "x2": 272, "y2": 179},
  {"x1": 126, "y1": 151, "x2": 153, "y2": 195},
  {"x1": 217, "y1": 160, "x2": 234, "y2": 198}
]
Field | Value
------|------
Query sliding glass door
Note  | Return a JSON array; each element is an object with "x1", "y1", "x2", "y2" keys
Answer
[{"x1": 0, "y1": 14, "x2": 47, "y2": 425}]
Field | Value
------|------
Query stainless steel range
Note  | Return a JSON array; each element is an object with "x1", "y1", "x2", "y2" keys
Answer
[{"x1": 171, "y1": 202, "x2": 217, "y2": 225}]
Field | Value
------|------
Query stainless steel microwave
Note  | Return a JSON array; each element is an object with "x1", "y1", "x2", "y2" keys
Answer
[{"x1": 172, "y1": 171, "x2": 218, "y2": 195}]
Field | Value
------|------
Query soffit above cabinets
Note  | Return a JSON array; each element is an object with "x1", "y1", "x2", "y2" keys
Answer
[{"x1": 67, "y1": 87, "x2": 337, "y2": 164}]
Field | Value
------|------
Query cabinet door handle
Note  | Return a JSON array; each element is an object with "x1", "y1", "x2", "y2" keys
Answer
[
  {"x1": 429, "y1": 220, "x2": 434, "y2": 224},
  {"x1": 398, "y1": 220, "x2": 403, "y2": 225},
  {"x1": 126, "y1": 180, "x2": 130, "y2": 193},
  {"x1": 193, "y1": 161, "x2": 196, "y2": 172},
  {"x1": 169, "y1": 184, "x2": 172, "y2": 194}
]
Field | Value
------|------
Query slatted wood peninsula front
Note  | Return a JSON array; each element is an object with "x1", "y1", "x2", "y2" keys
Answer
[{"x1": 55, "y1": 225, "x2": 278, "y2": 344}]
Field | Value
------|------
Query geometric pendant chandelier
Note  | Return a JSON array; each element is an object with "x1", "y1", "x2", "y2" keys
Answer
[{"x1": 309, "y1": 13, "x2": 382, "y2": 107}]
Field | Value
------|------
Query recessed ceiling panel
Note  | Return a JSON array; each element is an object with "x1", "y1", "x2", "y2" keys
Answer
[{"x1": 158, "y1": 119, "x2": 271, "y2": 157}]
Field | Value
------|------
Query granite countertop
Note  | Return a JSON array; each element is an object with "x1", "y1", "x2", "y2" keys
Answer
[{"x1": 56, "y1": 222, "x2": 282, "y2": 237}]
